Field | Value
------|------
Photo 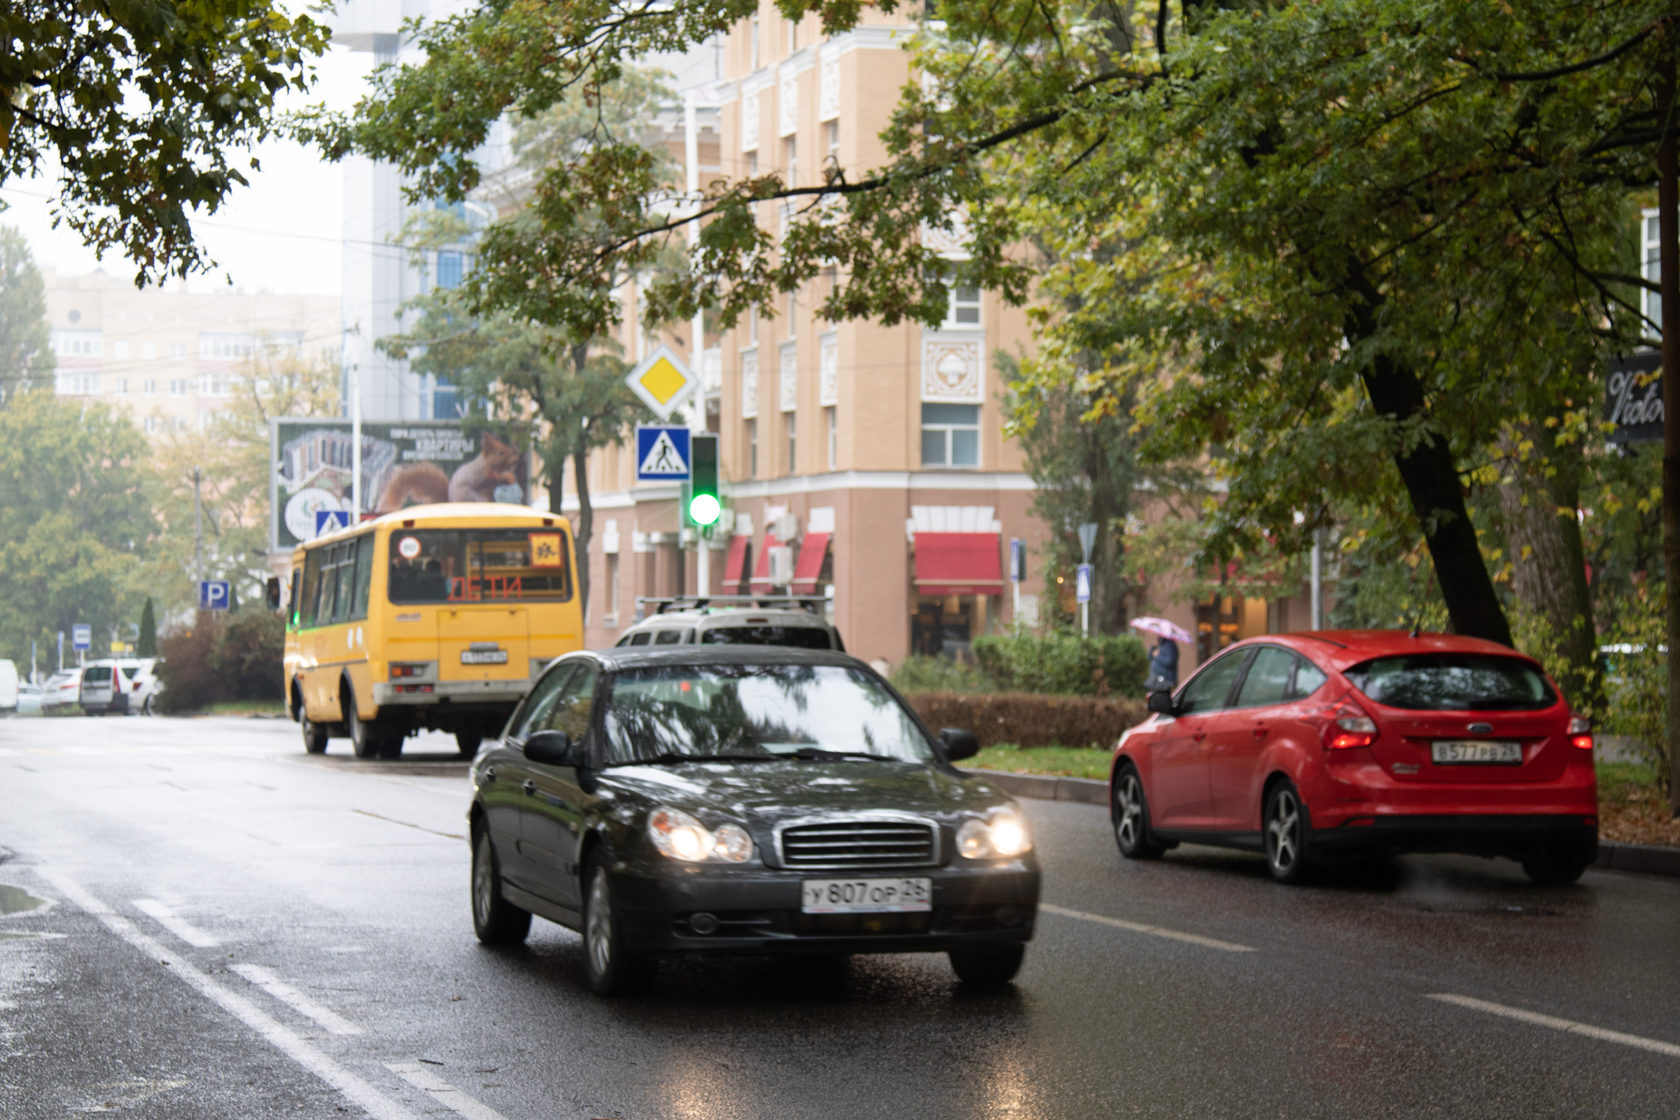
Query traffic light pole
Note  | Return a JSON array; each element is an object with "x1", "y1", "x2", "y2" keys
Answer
[{"x1": 697, "y1": 525, "x2": 711, "y2": 596}]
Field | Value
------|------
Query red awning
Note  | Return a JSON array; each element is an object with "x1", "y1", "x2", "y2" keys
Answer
[
  {"x1": 791, "y1": 532, "x2": 831, "y2": 594},
  {"x1": 748, "y1": 534, "x2": 782, "y2": 588},
  {"x1": 722, "y1": 535, "x2": 751, "y2": 594},
  {"x1": 914, "y1": 532, "x2": 1002, "y2": 596}
]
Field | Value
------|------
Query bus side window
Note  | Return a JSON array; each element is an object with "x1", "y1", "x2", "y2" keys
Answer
[
  {"x1": 287, "y1": 568, "x2": 302, "y2": 627},
  {"x1": 298, "y1": 551, "x2": 324, "y2": 628},
  {"x1": 351, "y1": 535, "x2": 373, "y2": 620}
]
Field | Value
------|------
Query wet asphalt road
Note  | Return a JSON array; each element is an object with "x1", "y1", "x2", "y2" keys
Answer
[{"x1": 1, "y1": 715, "x2": 1678, "y2": 1119}]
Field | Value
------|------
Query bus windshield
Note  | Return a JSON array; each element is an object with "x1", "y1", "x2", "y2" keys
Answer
[{"x1": 388, "y1": 528, "x2": 573, "y2": 604}]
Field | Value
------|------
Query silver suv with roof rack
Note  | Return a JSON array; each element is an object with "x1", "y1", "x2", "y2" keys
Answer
[{"x1": 614, "y1": 596, "x2": 844, "y2": 652}]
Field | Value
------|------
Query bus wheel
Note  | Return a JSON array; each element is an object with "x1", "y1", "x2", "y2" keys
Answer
[
  {"x1": 456, "y1": 732, "x2": 482, "y2": 756},
  {"x1": 346, "y1": 696, "x2": 381, "y2": 760},
  {"x1": 301, "y1": 713, "x2": 328, "y2": 754}
]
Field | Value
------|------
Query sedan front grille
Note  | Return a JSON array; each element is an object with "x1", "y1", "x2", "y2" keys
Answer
[{"x1": 778, "y1": 818, "x2": 937, "y2": 870}]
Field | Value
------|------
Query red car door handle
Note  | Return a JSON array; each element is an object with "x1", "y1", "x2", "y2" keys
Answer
[
  {"x1": 1252, "y1": 725, "x2": 1269, "y2": 739},
  {"x1": 1191, "y1": 730, "x2": 1207, "y2": 742}
]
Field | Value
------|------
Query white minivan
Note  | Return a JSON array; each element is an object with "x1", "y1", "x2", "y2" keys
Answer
[
  {"x1": 0, "y1": 659, "x2": 18, "y2": 715},
  {"x1": 80, "y1": 658, "x2": 144, "y2": 715}
]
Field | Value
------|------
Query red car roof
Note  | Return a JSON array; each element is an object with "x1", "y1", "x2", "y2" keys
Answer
[{"x1": 1237, "y1": 630, "x2": 1537, "y2": 674}]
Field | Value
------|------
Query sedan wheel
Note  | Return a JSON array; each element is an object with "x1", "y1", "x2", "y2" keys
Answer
[
  {"x1": 471, "y1": 831, "x2": 530, "y2": 946},
  {"x1": 1112, "y1": 765, "x2": 1166, "y2": 860},
  {"x1": 583, "y1": 853, "x2": 652, "y2": 996},
  {"x1": 948, "y1": 944, "x2": 1025, "y2": 986},
  {"x1": 1264, "y1": 781, "x2": 1312, "y2": 884}
]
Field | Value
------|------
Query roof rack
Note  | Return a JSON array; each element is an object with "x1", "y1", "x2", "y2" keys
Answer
[{"x1": 634, "y1": 595, "x2": 830, "y2": 616}]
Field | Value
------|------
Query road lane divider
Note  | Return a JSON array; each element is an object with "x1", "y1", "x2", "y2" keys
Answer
[
  {"x1": 387, "y1": 1062, "x2": 511, "y2": 1120},
  {"x1": 35, "y1": 870, "x2": 422, "y2": 1120},
  {"x1": 232, "y1": 963, "x2": 364, "y2": 1036},
  {"x1": 133, "y1": 899, "x2": 220, "y2": 948},
  {"x1": 1040, "y1": 902, "x2": 1256, "y2": 953},
  {"x1": 1427, "y1": 993, "x2": 1680, "y2": 1059}
]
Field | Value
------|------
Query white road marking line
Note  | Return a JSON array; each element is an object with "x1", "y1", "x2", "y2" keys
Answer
[
  {"x1": 36, "y1": 870, "x2": 420, "y2": 1120},
  {"x1": 231, "y1": 964, "x2": 364, "y2": 1036},
  {"x1": 1428, "y1": 993, "x2": 1680, "y2": 1059},
  {"x1": 388, "y1": 1063, "x2": 512, "y2": 1120},
  {"x1": 1040, "y1": 902, "x2": 1257, "y2": 953},
  {"x1": 133, "y1": 899, "x2": 220, "y2": 948}
]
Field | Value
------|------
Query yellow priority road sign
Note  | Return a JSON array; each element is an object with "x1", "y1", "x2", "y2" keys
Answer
[{"x1": 625, "y1": 345, "x2": 696, "y2": 420}]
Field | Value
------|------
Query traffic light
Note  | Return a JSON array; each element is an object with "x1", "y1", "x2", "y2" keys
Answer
[{"x1": 687, "y1": 433, "x2": 721, "y2": 527}]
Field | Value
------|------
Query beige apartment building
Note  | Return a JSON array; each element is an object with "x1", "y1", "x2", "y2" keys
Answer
[
  {"x1": 41, "y1": 269, "x2": 341, "y2": 437},
  {"x1": 559, "y1": 8, "x2": 1056, "y2": 667}
]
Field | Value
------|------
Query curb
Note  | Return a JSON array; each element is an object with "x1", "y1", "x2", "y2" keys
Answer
[{"x1": 968, "y1": 769, "x2": 1680, "y2": 881}]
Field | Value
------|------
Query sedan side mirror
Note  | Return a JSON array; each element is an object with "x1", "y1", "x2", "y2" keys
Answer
[
  {"x1": 937, "y1": 727, "x2": 980, "y2": 763},
  {"x1": 524, "y1": 729, "x2": 583, "y2": 767},
  {"x1": 1146, "y1": 690, "x2": 1178, "y2": 716}
]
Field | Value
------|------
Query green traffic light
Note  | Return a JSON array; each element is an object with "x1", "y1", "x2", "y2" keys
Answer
[{"x1": 689, "y1": 492, "x2": 722, "y2": 526}]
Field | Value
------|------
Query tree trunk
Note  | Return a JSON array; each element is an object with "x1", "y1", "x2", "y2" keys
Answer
[
  {"x1": 1496, "y1": 427, "x2": 1597, "y2": 703},
  {"x1": 1657, "y1": 51, "x2": 1680, "y2": 815},
  {"x1": 1340, "y1": 258, "x2": 1514, "y2": 647},
  {"x1": 572, "y1": 443, "x2": 594, "y2": 627}
]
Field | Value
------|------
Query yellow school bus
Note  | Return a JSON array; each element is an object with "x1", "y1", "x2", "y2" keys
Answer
[{"x1": 278, "y1": 503, "x2": 582, "y2": 758}]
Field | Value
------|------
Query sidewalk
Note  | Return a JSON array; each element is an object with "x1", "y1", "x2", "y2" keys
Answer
[{"x1": 970, "y1": 769, "x2": 1680, "y2": 881}]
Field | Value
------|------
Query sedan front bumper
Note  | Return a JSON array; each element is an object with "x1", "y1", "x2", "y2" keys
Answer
[{"x1": 609, "y1": 860, "x2": 1041, "y2": 958}]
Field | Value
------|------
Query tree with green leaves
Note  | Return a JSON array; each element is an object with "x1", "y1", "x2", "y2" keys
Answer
[
  {"x1": 0, "y1": 226, "x2": 53, "y2": 408},
  {"x1": 147, "y1": 342, "x2": 340, "y2": 611},
  {"x1": 137, "y1": 596, "x2": 158, "y2": 658},
  {"x1": 0, "y1": 393, "x2": 157, "y2": 665},
  {"x1": 2, "y1": 0, "x2": 330, "y2": 284},
  {"x1": 309, "y1": 0, "x2": 1680, "y2": 805}
]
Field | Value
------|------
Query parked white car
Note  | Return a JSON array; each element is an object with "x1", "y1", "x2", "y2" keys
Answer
[
  {"x1": 0, "y1": 659, "x2": 17, "y2": 715},
  {"x1": 40, "y1": 668, "x2": 83, "y2": 712},
  {"x1": 128, "y1": 658, "x2": 163, "y2": 715}
]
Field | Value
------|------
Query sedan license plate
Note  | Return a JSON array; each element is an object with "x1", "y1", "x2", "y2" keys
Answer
[
  {"x1": 460, "y1": 650, "x2": 508, "y2": 665},
  {"x1": 801, "y1": 877, "x2": 932, "y2": 914},
  {"x1": 1431, "y1": 739, "x2": 1521, "y2": 765}
]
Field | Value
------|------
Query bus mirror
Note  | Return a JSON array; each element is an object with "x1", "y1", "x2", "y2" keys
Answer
[{"x1": 264, "y1": 576, "x2": 281, "y2": 612}]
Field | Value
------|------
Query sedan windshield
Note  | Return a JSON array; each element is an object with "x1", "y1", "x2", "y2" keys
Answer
[
  {"x1": 602, "y1": 664, "x2": 934, "y2": 766},
  {"x1": 1343, "y1": 654, "x2": 1557, "y2": 711}
]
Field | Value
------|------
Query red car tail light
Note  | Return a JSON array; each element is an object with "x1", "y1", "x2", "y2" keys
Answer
[
  {"x1": 1567, "y1": 714, "x2": 1593, "y2": 751},
  {"x1": 1310, "y1": 693, "x2": 1379, "y2": 750}
]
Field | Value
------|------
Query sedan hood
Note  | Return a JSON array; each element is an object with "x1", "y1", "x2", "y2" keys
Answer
[{"x1": 598, "y1": 760, "x2": 1017, "y2": 826}]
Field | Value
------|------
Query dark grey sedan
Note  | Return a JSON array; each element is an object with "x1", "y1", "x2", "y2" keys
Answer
[{"x1": 468, "y1": 647, "x2": 1040, "y2": 995}]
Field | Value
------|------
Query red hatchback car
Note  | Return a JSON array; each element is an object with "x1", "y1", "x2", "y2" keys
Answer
[{"x1": 1110, "y1": 631, "x2": 1598, "y2": 885}]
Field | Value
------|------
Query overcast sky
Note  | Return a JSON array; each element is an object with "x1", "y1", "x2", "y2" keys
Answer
[{"x1": 0, "y1": 45, "x2": 373, "y2": 298}]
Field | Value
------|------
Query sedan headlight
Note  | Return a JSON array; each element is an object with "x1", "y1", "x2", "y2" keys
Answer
[
  {"x1": 957, "y1": 810, "x2": 1033, "y2": 860},
  {"x1": 647, "y1": 807, "x2": 754, "y2": 863}
]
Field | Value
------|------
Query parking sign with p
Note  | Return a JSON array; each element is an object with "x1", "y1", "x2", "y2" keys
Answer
[{"x1": 200, "y1": 580, "x2": 231, "y2": 611}]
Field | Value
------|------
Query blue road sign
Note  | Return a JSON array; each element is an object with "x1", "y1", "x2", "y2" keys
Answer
[
  {"x1": 315, "y1": 509, "x2": 351, "y2": 536},
  {"x1": 71, "y1": 624, "x2": 92, "y2": 652},
  {"x1": 635, "y1": 425, "x2": 692, "y2": 481},
  {"x1": 1076, "y1": 563, "x2": 1092, "y2": 604},
  {"x1": 199, "y1": 580, "x2": 231, "y2": 610}
]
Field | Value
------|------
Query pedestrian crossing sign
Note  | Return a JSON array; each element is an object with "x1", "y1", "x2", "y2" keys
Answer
[{"x1": 636, "y1": 425, "x2": 692, "y2": 481}]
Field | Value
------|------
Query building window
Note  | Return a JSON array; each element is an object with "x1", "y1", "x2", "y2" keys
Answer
[
  {"x1": 941, "y1": 271, "x2": 982, "y2": 329},
  {"x1": 435, "y1": 250, "x2": 463, "y2": 290},
  {"x1": 143, "y1": 416, "x2": 157, "y2": 434},
  {"x1": 112, "y1": 340, "x2": 129, "y2": 360},
  {"x1": 786, "y1": 413, "x2": 797, "y2": 475},
  {"x1": 750, "y1": 12, "x2": 760, "y2": 70},
  {"x1": 786, "y1": 287, "x2": 797, "y2": 332},
  {"x1": 921, "y1": 403, "x2": 981, "y2": 468},
  {"x1": 748, "y1": 307, "x2": 759, "y2": 346},
  {"x1": 785, "y1": 136, "x2": 797, "y2": 186},
  {"x1": 826, "y1": 121, "x2": 839, "y2": 164},
  {"x1": 142, "y1": 341, "x2": 157, "y2": 360},
  {"x1": 826, "y1": 406, "x2": 837, "y2": 470},
  {"x1": 604, "y1": 552, "x2": 620, "y2": 622},
  {"x1": 198, "y1": 333, "x2": 254, "y2": 361},
  {"x1": 747, "y1": 419, "x2": 758, "y2": 477},
  {"x1": 143, "y1": 378, "x2": 156, "y2": 396},
  {"x1": 50, "y1": 329, "x2": 101, "y2": 357},
  {"x1": 788, "y1": 14, "x2": 799, "y2": 52},
  {"x1": 169, "y1": 379, "x2": 189, "y2": 397},
  {"x1": 169, "y1": 341, "x2": 187, "y2": 359},
  {"x1": 114, "y1": 377, "x2": 128, "y2": 394},
  {"x1": 55, "y1": 371, "x2": 101, "y2": 395}
]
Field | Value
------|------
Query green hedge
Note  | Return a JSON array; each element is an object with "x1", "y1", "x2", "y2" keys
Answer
[
  {"x1": 905, "y1": 690, "x2": 1147, "y2": 749},
  {"x1": 155, "y1": 611, "x2": 285, "y2": 714},
  {"x1": 971, "y1": 629, "x2": 1149, "y2": 698}
]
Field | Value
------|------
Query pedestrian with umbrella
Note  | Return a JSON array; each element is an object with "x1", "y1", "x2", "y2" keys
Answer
[{"x1": 1132, "y1": 616, "x2": 1190, "y2": 695}]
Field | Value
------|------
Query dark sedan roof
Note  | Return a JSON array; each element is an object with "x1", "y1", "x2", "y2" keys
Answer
[{"x1": 566, "y1": 646, "x2": 867, "y2": 673}]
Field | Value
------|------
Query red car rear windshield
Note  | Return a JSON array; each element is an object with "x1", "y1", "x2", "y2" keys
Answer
[{"x1": 1343, "y1": 653, "x2": 1557, "y2": 711}]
